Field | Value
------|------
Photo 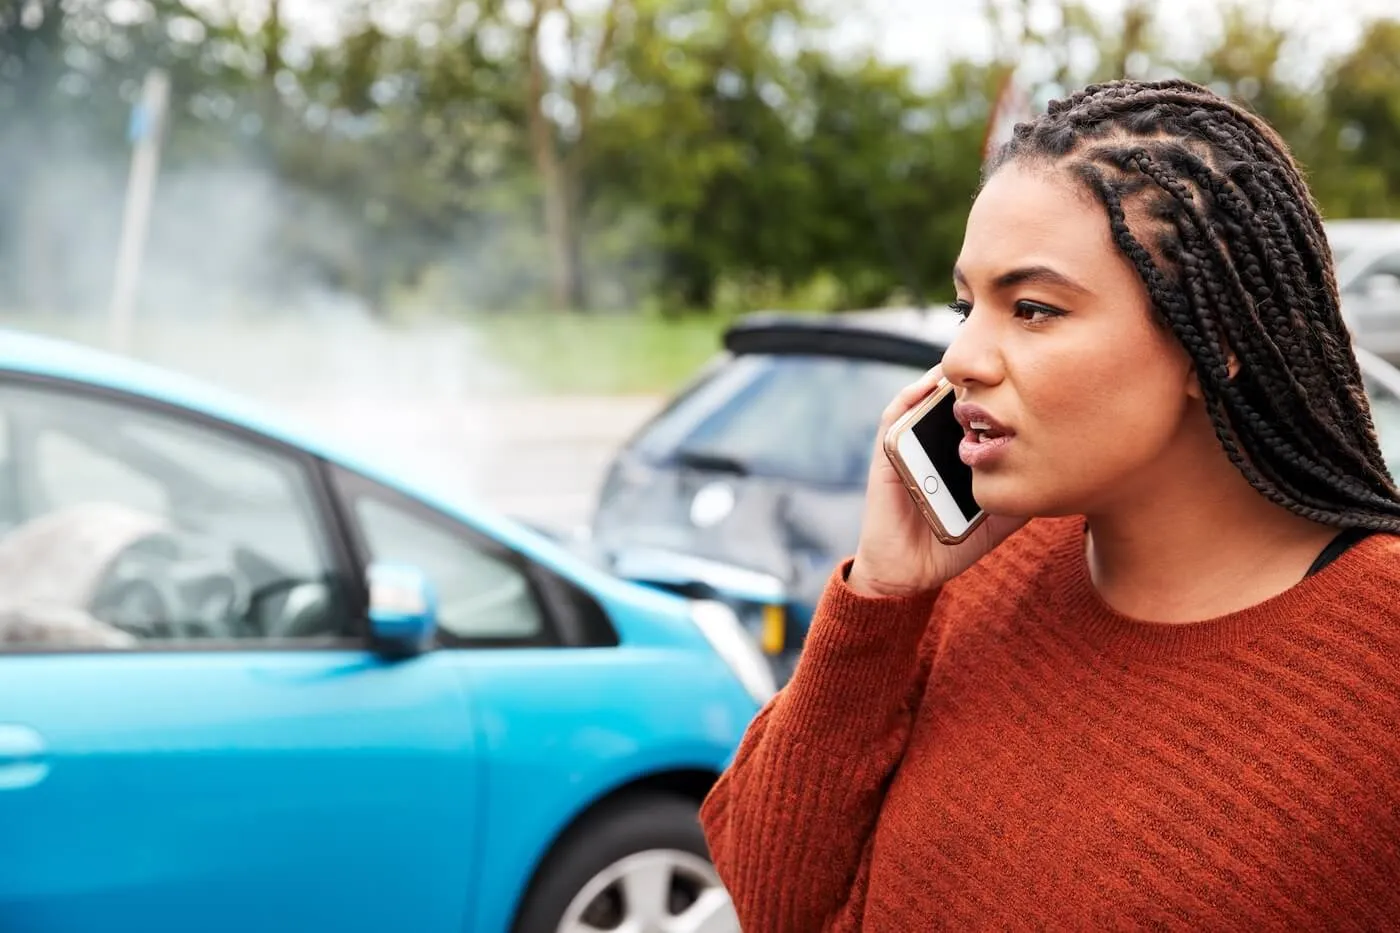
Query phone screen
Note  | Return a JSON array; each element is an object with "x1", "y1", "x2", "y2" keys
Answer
[{"x1": 910, "y1": 395, "x2": 980, "y2": 522}]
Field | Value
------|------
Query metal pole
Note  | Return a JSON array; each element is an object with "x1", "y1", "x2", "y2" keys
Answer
[{"x1": 108, "y1": 69, "x2": 170, "y2": 354}]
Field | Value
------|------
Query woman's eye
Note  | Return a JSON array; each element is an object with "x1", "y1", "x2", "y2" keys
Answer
[
  {"x1": 947, "y1": 300, "x2": 972, "y2": 321},
  {"x1": 1013, "y1": 300, "x2": 1065, "y2": 324}
]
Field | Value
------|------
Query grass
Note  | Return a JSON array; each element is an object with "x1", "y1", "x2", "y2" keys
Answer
[{"x1": 468, "y1": 311, "x2": 737, "y2": 395}]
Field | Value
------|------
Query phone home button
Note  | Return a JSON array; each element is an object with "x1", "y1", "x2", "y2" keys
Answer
[{"x1": 922, "y1": 475, "x2": 940, "y2": 495}]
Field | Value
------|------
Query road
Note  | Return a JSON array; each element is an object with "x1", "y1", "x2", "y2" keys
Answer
[{"x1": 284, "y1": 392, "x2": 663, "y2": 531}]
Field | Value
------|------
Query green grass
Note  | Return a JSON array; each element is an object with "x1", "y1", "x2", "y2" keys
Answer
[{"x1": 469, "y1": 312, "x2": 737, "y2": 395}]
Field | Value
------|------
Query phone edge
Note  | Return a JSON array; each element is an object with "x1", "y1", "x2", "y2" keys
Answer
[{"x1": 881, "y1": 381, "x2": 987, "y2": 546}]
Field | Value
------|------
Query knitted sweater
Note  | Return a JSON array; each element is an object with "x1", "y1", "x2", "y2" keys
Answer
[{"x1": 700, "y1": 517, "x2": 1400, "y2": 930}]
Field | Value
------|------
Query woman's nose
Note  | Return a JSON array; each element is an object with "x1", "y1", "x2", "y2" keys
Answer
[{"x1": 939, "y1": 312, "x2": 1005, "y2": 390}]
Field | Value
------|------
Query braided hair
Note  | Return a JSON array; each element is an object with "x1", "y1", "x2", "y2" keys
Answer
[{"x1": 986, "y1": 78, "x2": 1400, "y2": 531}]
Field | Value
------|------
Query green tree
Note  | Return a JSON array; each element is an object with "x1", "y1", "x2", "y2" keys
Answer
[{"x1": 1320, "y1": 18, "x2": 1400, "y2": 217}]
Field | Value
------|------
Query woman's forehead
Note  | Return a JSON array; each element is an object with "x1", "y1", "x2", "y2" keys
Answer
[{"x1": 957, "y1": 164, "x2": 1120, "y2": 287}]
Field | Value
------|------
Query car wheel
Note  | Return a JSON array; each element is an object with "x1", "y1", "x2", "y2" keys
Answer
[{"x1": 513, "y1": 792, "x2": 737, "y2": 933}]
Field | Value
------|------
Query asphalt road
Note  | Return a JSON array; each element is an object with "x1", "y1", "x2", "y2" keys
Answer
[{"x1": 285, "y1": 392, "x2": 663, "y2": 531}]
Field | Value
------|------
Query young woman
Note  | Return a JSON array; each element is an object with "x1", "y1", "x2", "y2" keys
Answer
[{"x1": 700, "y1": 79, "x2": 1400, "y2": 929}]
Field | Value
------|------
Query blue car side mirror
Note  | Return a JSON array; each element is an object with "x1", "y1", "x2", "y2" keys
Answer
[{"x1": 366, "y1": 562, "x2": 438, "y2": 657}]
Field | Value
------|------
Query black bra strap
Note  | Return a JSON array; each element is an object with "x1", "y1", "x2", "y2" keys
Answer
[{"x1": 1306, "y1": 528, "x2": 1374, "y2": 578}]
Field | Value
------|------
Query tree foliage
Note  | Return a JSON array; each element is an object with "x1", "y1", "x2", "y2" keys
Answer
[{"x1": 0, "y1": 0, "x2": 1397, "y2": 316}]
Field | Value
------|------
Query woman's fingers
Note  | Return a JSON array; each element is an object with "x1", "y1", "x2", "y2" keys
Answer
[{"x1": 880, "y1": 365, "x2": 945, "y2": 430}]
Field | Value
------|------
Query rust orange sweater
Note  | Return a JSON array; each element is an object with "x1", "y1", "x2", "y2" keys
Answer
[{"x1": 700, "y1": 517, "x2": 1400, "y2": 930}]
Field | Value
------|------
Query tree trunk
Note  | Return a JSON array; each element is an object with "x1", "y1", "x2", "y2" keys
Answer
[
  {"x1": 565, "y1": 188, "x2": 588, "y2": 310},
  {"x1": 526, "y1": 1, "x2": 584, "y2": 311},
  {"x1": 1114, "y1": 1, "x2": 1152, "y2": 79}
]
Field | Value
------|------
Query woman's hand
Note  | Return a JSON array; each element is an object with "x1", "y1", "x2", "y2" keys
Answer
[{"x1": 848, "y1": 365, "x2": 1028, "y2": 598}]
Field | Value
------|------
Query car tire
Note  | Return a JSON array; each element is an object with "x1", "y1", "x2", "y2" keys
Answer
[{"x1": 512, "y1": 791, "x2": 737, "y2": 933}]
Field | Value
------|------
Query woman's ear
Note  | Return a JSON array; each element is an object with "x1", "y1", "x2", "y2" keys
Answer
[{"x1": 1185, "y1": 353, "x2": 1241, "y2": 401}]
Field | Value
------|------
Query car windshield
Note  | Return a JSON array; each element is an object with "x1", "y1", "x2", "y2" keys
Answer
[{"x1": 630, "y1": 353, "x2": 927, "y2": 488}]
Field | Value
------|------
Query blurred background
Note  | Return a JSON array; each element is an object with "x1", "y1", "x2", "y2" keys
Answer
[{"x1": 2, "y1": 0, "x2": 1398, "y2": 530}]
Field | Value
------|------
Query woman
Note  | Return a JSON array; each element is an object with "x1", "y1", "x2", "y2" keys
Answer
[{"x1": 699, "y1": 79, "x2": 1400, "y2": 930}]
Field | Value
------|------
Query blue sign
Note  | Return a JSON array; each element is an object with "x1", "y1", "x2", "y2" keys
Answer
[{"x1": 127, "y1": 103, "x2": 150, "y2": 144}]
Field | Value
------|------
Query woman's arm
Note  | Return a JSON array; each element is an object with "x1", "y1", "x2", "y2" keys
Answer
[{"x1": 700, "y1": 560, "x2": 941, "y2": 932}]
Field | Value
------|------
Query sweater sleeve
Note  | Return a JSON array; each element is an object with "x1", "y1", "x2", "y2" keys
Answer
[{"x1": 699, "y1": 558, "x2": 941, "y2": 933}]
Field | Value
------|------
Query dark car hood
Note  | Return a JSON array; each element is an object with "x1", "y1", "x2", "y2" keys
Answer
[{"x1": 591, "y1": 463, "x2": 864, "y2": 609}]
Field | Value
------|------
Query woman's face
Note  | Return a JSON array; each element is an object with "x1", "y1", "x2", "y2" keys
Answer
[{"x1": 944, "y1": 161, "x2": 1204, "y2": 518}]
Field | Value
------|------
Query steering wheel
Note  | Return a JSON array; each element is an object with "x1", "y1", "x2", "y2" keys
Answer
[
  {"x1": 94, "y1": 577, "x2": 175, "y2": 639},
  {"x1": 242, "y1": 577, "x2": 335, "y2": 639},
  {"x1": 95, "y1": 572, "x2": 250, "y2": 641},
  {"x1": 182, "y1": 571, "x2": 248, "y2": 637}
]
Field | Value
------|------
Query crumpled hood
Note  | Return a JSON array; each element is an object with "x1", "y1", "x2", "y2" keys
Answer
[{"x1": 592, "y1": 466, "x2": 863, "y2": 614}]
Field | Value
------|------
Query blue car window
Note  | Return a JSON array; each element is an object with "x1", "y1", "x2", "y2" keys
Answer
[
  {"x1": 631, "y1": 354, "x2": 924, "y2": 488},
  {"x1": 0, "y1": 383, "x2": 347, "y2": 648},
  {"x1": 351, "y1": 494, "x2": 545, "y2": 641}
]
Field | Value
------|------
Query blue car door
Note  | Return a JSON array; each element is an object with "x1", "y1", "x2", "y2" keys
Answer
[
  {"x1": 0, "y1": 377, "x2": 479, "y2": 933},
  {"x1": 327, "y1": 467, "x2": 752, "y2": 933}
]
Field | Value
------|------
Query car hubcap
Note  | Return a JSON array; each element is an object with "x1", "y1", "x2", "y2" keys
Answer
[{"x1": 557, "y1": 849, "x2": 737, "y2": 933}]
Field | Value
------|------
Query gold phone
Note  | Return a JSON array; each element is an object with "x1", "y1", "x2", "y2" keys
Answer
[{"x1": 882, "y1": 380, "x2": 987, "y2": 545}]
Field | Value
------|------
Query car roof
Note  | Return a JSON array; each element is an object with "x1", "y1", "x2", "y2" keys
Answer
[
  {"x1": 1326, "y1": 219, "x2": 1400, "y2": 251},
  {"x1": 1326, "y1": 219, "x2": 1400, "y2": 234},
  {"x1": 0, "y1": 328, "x2": 353, "y2": 457},
  {"x1": 0, "y1": 327, "x2": 551, "y2": 548},
  {"x1": 723, "y1": 306, "x2": 959, "y2": 369}
]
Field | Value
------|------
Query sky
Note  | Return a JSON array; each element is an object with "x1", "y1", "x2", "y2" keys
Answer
[
  {"x1": 257, "y1": 0, "x2": 1398, "y2": 88},
  {"x1": 834, "y1": 0, "x2": 1398, "y2": 86}
]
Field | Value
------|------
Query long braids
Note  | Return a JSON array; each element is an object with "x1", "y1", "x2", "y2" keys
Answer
[{"x1": 987, "y1": 79, "x2": 1400, "y2": 531}]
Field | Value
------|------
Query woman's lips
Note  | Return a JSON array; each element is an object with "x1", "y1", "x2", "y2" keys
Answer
[
  {"x1": 953, "y1": 402, "x2": 1015, "y2": 467},
  {"x1": 959, "y1": 432, "x2": 1013, "y2": 467}
]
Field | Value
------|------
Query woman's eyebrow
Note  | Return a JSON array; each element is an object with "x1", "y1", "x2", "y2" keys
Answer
[{"x1": 953, "y1": 264, "x2": 1092, "y2": 296}]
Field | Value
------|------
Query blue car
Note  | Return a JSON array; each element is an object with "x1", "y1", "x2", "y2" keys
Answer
[{"x1": 0, "y1": 329, "x2": 769, "y2": 933}]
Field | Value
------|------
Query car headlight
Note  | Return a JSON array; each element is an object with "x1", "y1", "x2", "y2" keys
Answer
[{"x1": 689, "y1": 598, "x2": 778, "y2": 705}]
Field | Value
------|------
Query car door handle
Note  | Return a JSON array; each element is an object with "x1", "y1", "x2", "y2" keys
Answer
[{"x1": 0, "y1": 724, "x2": 49, "y2": 790}]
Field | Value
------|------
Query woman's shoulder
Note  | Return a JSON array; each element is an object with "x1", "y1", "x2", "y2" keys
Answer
[
  {"x1": 1249, "y1": 531, "x2": 1400, "y2": 663},
  {"x1": 1326, "y1": 531, "x2": 1400, "y2": 610},
  {"x1": 1353, "y1": 530, "x2": 1400, "y2": 567}
]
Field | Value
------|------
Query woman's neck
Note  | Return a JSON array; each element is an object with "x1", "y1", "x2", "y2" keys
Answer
[{"x1": 1084, "y1": 470, "x2": 1337, "y2": 624}]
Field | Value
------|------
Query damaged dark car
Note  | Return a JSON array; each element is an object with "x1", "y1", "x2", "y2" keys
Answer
[{"x1": 589, "y1": 309, "x2": 960, "y2": 682}]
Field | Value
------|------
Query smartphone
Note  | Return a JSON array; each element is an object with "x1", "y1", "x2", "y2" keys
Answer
[{"x1": 882, "y1": 380, "x2": 986, "y2": 544}]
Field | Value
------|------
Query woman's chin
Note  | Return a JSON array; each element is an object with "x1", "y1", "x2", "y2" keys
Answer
[{"x1": 971, "y1": 474, "x2": 1068, "y2": 519}]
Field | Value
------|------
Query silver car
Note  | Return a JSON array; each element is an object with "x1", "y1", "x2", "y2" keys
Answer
[{"x1": 1330, "y1": 219, "x2": 1400, "y2": 362}]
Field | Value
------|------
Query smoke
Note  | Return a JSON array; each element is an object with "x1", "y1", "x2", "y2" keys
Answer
[
  {"x1": 0, "y1": 123, "x2": 124, "y2": 318},
  {"x1": 0, "y1": 108, "x2": 509, "y2": 417},
  {"x1": 142, "y1": 165, "x2": 307, "y2": 321},
  {"x1": 0, "y1": 59, "x2": 659, "y2": 529},
  {"x1": 0, "y1": 117, "x2": 352, "y2": 321}
]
